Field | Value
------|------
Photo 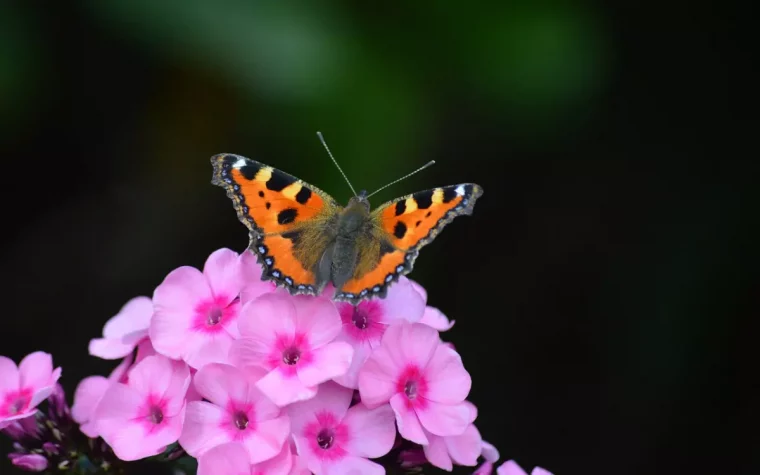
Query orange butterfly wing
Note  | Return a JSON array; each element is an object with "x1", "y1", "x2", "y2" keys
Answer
[
  {"x1": 211, "y1": 154, "x2": 341, "y2": 295},
  {"x1": 334, "y1": 184, "x2": 483, "y2": 302}
]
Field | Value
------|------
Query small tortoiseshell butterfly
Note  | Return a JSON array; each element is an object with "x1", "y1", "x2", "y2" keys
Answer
[{"x1": 211, "y1": 133, "x2": 483, "y2": 304}]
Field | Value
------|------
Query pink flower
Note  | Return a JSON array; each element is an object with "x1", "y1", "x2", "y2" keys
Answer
[
  {"x1": 287, "y1": 382, "x2": 395, "y2": 475},
  {"x1": 89, "y1": 296, "x2": 153, "y2": 359},
  {"x1": 423, "y1": 422, "x2": 483, "y2": 471},
  {"x1": 197, "y1": 442, "x2": 295, "y2": 475},
  {"x1": 93, "y1": 355, "x2": 190, "y2": 461},
  {"x1": 0, "y1": 352, "x2": 62, "y2": 429},
  {"x1": 71, "y1": 353, "x2": 133, "y2": 437},
  {"x1": 230, "y1": 293, "x2": 353, "y2": 406},
  {"x1": 333, "y1": 276, "x2": 425, "y2": 389},
  {"x1": 180, "y1": 363, "x2": 290, "y2": 464},
  {"x1": 497, "y1": 460, "x2": 553, "y2": 475},
  {"x1": 358, "y1": 323, "x2": 473, "y2": 445},
  {"x1": 150, "y1": 248, "x2": 245, "y2": 369}
]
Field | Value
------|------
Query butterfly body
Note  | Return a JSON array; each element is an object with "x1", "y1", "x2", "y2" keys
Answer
[{"x1": 211, "y1": 153, "x2": 482, "y2": 304}]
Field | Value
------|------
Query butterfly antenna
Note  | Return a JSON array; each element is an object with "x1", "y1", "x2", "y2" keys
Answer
[
  {"x1": 317, "y1": 131, "x2": 358, "y2": 197},
  {"x1": 366, "y1": 160, "x2": 436, "y2": 199}
]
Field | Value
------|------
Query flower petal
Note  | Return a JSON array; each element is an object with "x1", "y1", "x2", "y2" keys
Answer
[
  {"x1": 424, "y1": 345, "x2": 471, "y2": 404},
  {"x1": 329, "y1": 455, "x2": 386, "y2": 475},
  {"x1": 377, "y1": 277, "x2": 426, "y2": 324},
  {"x1": 198, "y1": 442, "x2": 252, "y2": 475},
  {"x1": 192, "y1": 363, "x2": 248, "y2": 407},
  {"x1": 18, "y1": 352, "x2": 55, "y2": 391},
  {"x1": 422, "y1": 432, "x2": 453, "y2": 471},
  {"x1": 179, "y1": 401, "x2": 231, "y2": 457},
  {"x1": 287, "y1": 381, "x2": 352, "y2": 436},
  {"x1": 341, "y1": 403, "x2": 395, "y2": 458},
  {"x1": 0, "y1": 356, "x2": 19, "y2": 395},
  {"x1": 184, "y1": 333, "x2": 234, "y2": 370},
  {"x1": 416, "y1": 400, "x2": 473, "y2": 437},
  {"x1": 497, "y1": 460, "x2": 529, "y2": 475},
  {"x1": 71, "y1": 376, "x2": 109, "y2": 424},
  {"x1": 203, "y1": 248, "x2": 242, "y2": 306},
  {"x1": 229, "y1": 337, "x2": 271, "y2": 370},
  {"x1": 88, "y1": 338, "x2": 139, "y2": 360},
  {"x1": 237, "y1": 293, "x2": 297, "y2": 341},
  {"x1": 242, "y1": 415, "x2": 291, "y2": 464},
  {"x1": 531, "y1": 467, "x2": 554, "y2": 475},
  {"x1": 383, "y1": 323, "x2": 439, "y2": 370},
  {"x1": 409, "y1": 278, "x2": 428, "y2": 302},
  {"x1": 357, "y1": 345, "x2": 398, "y2": 408},
  {"x1": 292, "y1": 295, "x2": 342, "y2": 348},
  {"x1": 250, "y1": 441, "x2": 294, "y2": 475},
  {"x1": 296, "y1": 342, "x2": 353, "y2": 387},
  {"x1": 101, "y1": 296, "x2": 153, "y2": 339},
  {"x1": 419, "y1": 306, "x2": 455, "y2": 331},
  {"x1": 444, "y1": 424, "x2": 482, "y2": 466},
  {"x1": 127, "y1": 356, "x2": 190, "y2": 414},
  {"x1": 390, "y1": 393, "x2": 428, "y2": 445},
  {"x1": 256, "y1": 368, "x2": 317, "y2": 407},
  {"x1": 332, "y1": 341, "x2": 372, "y2": 389},
  {"x1": 154, "y1": 266, "x2": 213, "y2": 314},
  {"x1": 239, "y1": 250, "x2": 277, "y2": 304}
]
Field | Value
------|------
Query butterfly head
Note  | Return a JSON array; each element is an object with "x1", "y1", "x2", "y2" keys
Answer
[{"x1": 347, "y1": 190, "x2": 370, "y2": 211}]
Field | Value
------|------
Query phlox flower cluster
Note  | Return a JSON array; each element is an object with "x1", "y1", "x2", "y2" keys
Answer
[{"x1": 1, "y1": 247, "x2": 553, "y2": 474}]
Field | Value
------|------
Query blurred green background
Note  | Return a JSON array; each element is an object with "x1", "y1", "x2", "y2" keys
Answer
[{"x1": 1, "y1": 2, "x2": 757, "y2": 474}]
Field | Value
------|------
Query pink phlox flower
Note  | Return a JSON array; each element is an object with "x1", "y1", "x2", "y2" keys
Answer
[
  {"x1": 71, "y1": 352, "x2": 133, "y2": 437},
  {"x1": 230, "y1": 293, "x2": 353, "y2": 407},
  {"x1": 287, "y1": 382, "x2": 396, "y2": 475},
  {"x1": 150, "y1": 248, "x2": 245, "y2": 369},
  {"x1": 333, "y1": 276, "x2": 425, "y2": 389},
  {"x1": 197, "y1": 442, "x2": 297, "y2": 475},
  {"x1": 0, "y1": 352, "x2": 62, "y2": 429},
  {"x1": 93, "y1": 355, "x2": 190, "y2": 461},
  {"x1": 358, "y1": 323, "x2": 474, "y2": 445},
  {"x1": 239, "y1": 250, "x2": 278, "y2": 304},
  {"x1": 89, "y1": 296, "x2": 152, "y2": 360},
  {"x1": 180, "y1": 363, "x2": 290, "y2": 464},
  {"x1": 497, "y1": 460, "x2": 553, "y2": 475},
  {"x1": 423, "y1": 418, "x2": 484, "y2": 471}
]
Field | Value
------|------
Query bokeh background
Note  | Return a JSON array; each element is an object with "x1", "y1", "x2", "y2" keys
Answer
[{"x1": 1, "y1": 2, "x2": 757, "y2": 474}]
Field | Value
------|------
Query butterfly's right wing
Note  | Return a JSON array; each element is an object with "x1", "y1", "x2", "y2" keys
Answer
[{"x1": 211, "y1": 154, "x2": 342, "y2": 295}]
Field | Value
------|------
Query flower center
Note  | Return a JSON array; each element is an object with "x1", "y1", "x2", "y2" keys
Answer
[
  {"x1": 8, "y1": 397, "x2": 27, "y2": 415},
  {"x1": 404, "y1": 380, "x2": 418, "y2": 400},
  {"x1": 149, "y1": 406, "x2": 163, "y2": 424},
  {"x1": 316, "y1": 428, "x2": 335, "y2": 449},
  {"x1": 207, "y1": 307, "x2": 223, "y2": 325},
  {"x1": 351, "y1": 306, "x2": 369, "y2": 330},
  {"x1": 282, "y1": 347, "x2": 301, "y2": 365},
  {"x1": 233, "y1": 411, "x2": 249, "y2": 430}
]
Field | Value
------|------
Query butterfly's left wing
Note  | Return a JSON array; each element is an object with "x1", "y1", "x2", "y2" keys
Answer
[
  {"x1": 211, "y1": 154, "x2": 341, "y2": 295},
  {"x1": 334, "y1": 184, "x2": 483, "y2": 302}
]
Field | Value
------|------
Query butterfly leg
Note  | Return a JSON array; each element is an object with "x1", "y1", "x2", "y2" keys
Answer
[{"x1": 315, "y1": 242, "x2": 335, "y2": 294}]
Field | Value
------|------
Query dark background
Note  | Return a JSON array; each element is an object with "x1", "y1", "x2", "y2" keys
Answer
[{"x1": 1, "y1": 2, "x2": 757, "y2": 474}]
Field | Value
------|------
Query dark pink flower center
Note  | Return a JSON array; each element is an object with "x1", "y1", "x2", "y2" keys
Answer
[
  {"x1": 207, "y1": 306, "x2": 223, "y2": 325},
  {"x1": 282, "y1": 347, "x2": 301, "y2": 365},
  {"x1": 149, "y1": 406, "x2": 163, "y2": 424},
  {"x1": 352, "y1": 306, "x2": 369, "y2": 329},
  {"x1": 233, "y1": 411, "x2": 249, "y2": 430},
  {"x1": 8, "y1": 397, "x2": 27, "y2": 415},
  {"x1": 316, "y1": 428, "x2": 335, "y2": 449},
  {"x1": 404, "y1": 380, "x2": 418, "y2": 399}
]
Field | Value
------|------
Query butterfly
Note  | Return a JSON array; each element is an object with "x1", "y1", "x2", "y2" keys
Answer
[{"x1": 210, "y1": 134, "x2": 483, "y2": 304}]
